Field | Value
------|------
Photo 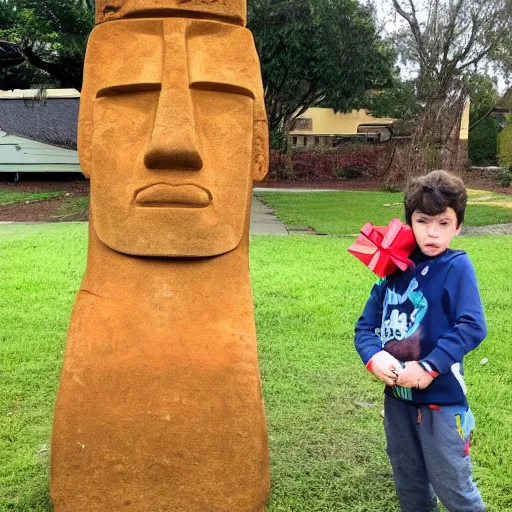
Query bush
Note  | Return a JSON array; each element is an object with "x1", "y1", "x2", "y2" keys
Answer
[
  {"x1": 469, "y1": 116, "x2": 499, "y2": 166},
  {"x1": 499, "y1": 167, "x2": 512, "y2": 187},
  {"x1": 266, "y1": 144, "x2": 386, "y2": 181},
  {"x1": 333, "y1": 165, "x2": 365, "y2": 179},
  {"x1": 498, "y1": 114, "x2": 512, "y2": 169},
  {"x1": 268, "y1": 151, "x2": 289, "y2": 180},
  {"x1": 465, "y1": 166, "x2": 512, "y2": 189}
]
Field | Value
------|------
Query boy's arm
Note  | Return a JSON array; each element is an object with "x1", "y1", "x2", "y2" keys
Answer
[
  {"x1": 355, "y1": 281, "x2": 401, "y2": 385},
  {"x1": 422, "y1": 255, "x2": 487, "y2": 375},
  {"x1": 355, "y1": 281, "x2": 386, "y2": 365}
]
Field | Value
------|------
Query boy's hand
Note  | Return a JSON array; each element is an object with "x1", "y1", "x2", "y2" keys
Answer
[
  {"x1": 367, "y1": 351, "x2": 402, "y2": 386},
  {"x1": 395, "y1": 361, "x2": 433, "y2": 389}
]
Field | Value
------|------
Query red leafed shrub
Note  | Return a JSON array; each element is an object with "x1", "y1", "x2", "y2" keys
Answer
[
  {"x1": 267, "y1": 144, "x2": 387, "y2": 181},
  {"x1": 268, "y1": 150, "x2": 289, "y2": 180}
]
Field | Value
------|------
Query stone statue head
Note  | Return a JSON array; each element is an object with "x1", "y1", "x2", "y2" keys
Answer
[{"x1": 78, "y1": 0, "x2": 268, "y2": 257}]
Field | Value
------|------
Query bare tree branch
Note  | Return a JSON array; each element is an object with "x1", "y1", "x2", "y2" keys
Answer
[
  {"x1": 441, "y1": 0, "x2": 465, "y2": 66},
  {"x1": 449, "y1": 14, "x2": 478, "y2": 67},
  {"x1": 385, "y1": 0, "x2": 510, "y2": 186}
]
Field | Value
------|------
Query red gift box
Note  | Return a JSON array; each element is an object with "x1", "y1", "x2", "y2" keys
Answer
[{"x1": 348, "y1": 218, "x2": 417, "y2": 278}]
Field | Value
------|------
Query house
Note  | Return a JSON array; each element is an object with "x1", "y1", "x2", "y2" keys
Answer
[
  {"x1": 289, "y1": 108, "x2": 395, "y2": 149},
  {"x1": 493, "y1": 87, "x2": 512, "y2": 115},
  {"x1": 0, "y1": 88, "x2": 81, "y2": 177},
  {"x1": 289, "y1": 105, "x2": 470, "y2": 149}
]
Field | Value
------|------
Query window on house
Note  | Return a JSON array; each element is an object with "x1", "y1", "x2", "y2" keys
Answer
[
  {"x1": 292, "y1": 136, "x2": 297, "y2": 146},
  {"x1": 314, "y1": 137, "x2": 320, "y2": 146}
]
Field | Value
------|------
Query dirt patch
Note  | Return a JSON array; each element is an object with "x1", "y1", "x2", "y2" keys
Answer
[
  {"x1": 0, "y1": 195, "x2": 89, "y2": 222},
  {"x1": 0, "y1": 180, "x2": 90, "y2": 195},
  {"x1": 0, "y1": 180, "x2": 90, "y2": 222}
]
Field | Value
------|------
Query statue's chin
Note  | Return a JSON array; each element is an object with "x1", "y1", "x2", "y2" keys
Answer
[{"x1": 92, "y1": 215, "x2": 243, "y2": 257}]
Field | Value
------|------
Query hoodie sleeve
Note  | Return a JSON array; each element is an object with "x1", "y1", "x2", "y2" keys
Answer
[
  {"x1": 425, "y1": 254, "x2": 487, "y2": 375},
  {"x1": 355, "y1": 280, "x2": 386, "y2": 365}
]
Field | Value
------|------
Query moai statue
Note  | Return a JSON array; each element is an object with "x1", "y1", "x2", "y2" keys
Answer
[{"x1": 50, "y1": 1, "x2": 270, "y2": 510}]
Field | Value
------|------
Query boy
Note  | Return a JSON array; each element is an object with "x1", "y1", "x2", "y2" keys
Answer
[{"x1": 355, "y1": 170, "x2": 487, "y2": 512}]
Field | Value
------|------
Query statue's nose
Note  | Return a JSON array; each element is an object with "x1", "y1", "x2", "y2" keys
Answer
[
  {"x1": 144, "y1": 27, "x2": 203, "y2": 171},
  {"x1": 144, "y1": 85, "x2": 203, "y2": 170}
]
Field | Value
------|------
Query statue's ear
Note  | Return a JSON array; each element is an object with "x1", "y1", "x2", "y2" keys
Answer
[
  {"x1": 77, "y1": 30, "x2": 96, "y2": 179},
  {"x1": 77, "y1": 95, "x2": 93, "y2": 179},
  {"x1": 251, "y1": 95, "x2": 269, "y2": 182}
]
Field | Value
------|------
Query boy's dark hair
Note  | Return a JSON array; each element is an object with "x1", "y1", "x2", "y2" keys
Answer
[{"x1": 404, "y1": 170, "x2": 467, "y2": 226}]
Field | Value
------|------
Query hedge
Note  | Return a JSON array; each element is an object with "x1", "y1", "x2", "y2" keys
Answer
[
  {"x1": 469, "y1": 116, "x2": 499, "y2": 166},
  {"x1": 498, "y1": 114, "x2": 512, "y2": 169},
  {"x1": 267, "y1": 144, "x2": 387, "y2": 182}
]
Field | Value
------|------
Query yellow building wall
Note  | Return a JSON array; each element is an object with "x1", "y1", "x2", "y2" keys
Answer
[
  {"x1": 291, "y1": 104, "x2": 470, "y2": 139},
  {"x1": 290, "y1": 108, "x2": 394, "y2": 135},
  {"x1": 459, "y1": 100, "x2": 470, "y2": 140}
]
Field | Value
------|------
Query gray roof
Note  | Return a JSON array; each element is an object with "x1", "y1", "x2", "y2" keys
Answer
[
  {"x1": 0, "y1": 97, "x2": 79, "y2": 149},
  {"x1": 496, "y1": 88, "x2": 512, "y2": 112}
]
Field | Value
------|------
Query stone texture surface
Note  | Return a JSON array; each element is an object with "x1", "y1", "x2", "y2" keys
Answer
[{"x1": 51, "y1": 4, "x2": 270, "y2": 511}]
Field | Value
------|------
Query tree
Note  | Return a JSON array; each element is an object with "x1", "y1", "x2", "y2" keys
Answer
[
  {"x1": 0, "y1": 0, "x2": 94, "y2": 90},
  {"x1": 467, "y1": 74, "x2": 500, "y2": 132},
  {"x1": 365, "y1": 76, "x2": 421, "y2": 121},
  {"x1": 248, "y1": 0, "x2": 396, "y2": 145},
  {"x1": 0, "y1": 40, "x2": 25, "y2": 67},
  {"x1": 0, "y1": 61, "x2": 60, "y2": 89},
  {"x1": 3, "y1": 0, "x2": 395, "y2": 124},
  {"x1": 466, "y1": 74, "x2": 500, "y2": 166},
  {"x1": 380, "y1": 0, "x2": 511, "y2": 185}
]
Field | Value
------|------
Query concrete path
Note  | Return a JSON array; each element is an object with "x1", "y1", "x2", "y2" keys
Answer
[
  {"x1": 461, "y1": 223, "x2": 512, "y2": 236},
  {"x1": 250, "y1": 187, "x2": 343, "y2": 235},
  {"x1": 250, "y1": 197, "x2": 288, "y2": 236}
]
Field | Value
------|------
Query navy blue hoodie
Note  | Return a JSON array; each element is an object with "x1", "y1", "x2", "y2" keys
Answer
[{"x1": 355, "y1": 248, "x2": 487, "y2": 405}]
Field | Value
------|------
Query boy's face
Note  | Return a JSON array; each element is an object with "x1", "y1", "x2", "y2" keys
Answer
[{"x1": 411, "y1": 207, "x2": 462, "y2": 257}]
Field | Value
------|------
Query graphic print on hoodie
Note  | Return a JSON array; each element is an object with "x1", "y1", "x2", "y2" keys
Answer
[{"x1": 377, "y1": 277, "x2": 428, "y2": 400}]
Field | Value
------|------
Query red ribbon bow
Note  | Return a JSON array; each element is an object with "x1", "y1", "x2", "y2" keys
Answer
[{"x1": 348, "y1": 218, "x2": 417, "y2": 278}]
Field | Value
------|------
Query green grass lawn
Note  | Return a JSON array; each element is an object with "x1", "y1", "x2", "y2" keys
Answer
[
  {"x1": 0, "y1": 190, "x2": 62, "y2": 205},
  {"x1": 1, "y1": 222, "x2": 511, "y2": 511},
  {"x1": 255, "y1": 191, "x2": 512, "y2": 234}
]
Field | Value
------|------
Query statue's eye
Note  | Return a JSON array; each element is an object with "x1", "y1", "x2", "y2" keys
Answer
[
  {"x1": 190, "y1": 82, "x2": 254, "y2": 98},
  {"x1": 96, "y1": 83, "x2": 161, "y2": 98}
]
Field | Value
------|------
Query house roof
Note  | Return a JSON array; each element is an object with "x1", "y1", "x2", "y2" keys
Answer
[
  {"x1": 0, "y1": 95, "x2": 79, "y2": 149},
  {"x1": 493, "y1": 88, "x2": 512, "y2": 113}
]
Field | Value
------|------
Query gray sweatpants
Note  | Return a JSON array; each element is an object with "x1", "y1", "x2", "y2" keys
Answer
[{"x1": 384, "y1": 395, "x2": 486, "y2": 512}]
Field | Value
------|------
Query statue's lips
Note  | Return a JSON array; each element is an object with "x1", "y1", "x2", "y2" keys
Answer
[{"x1": 134, "y1": 184, "x2": 212, "y2": 208}]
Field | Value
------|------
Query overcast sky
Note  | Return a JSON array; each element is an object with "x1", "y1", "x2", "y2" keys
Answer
[{"x1": 366, "y1": 0, "x2": 509, "y2": 93}]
